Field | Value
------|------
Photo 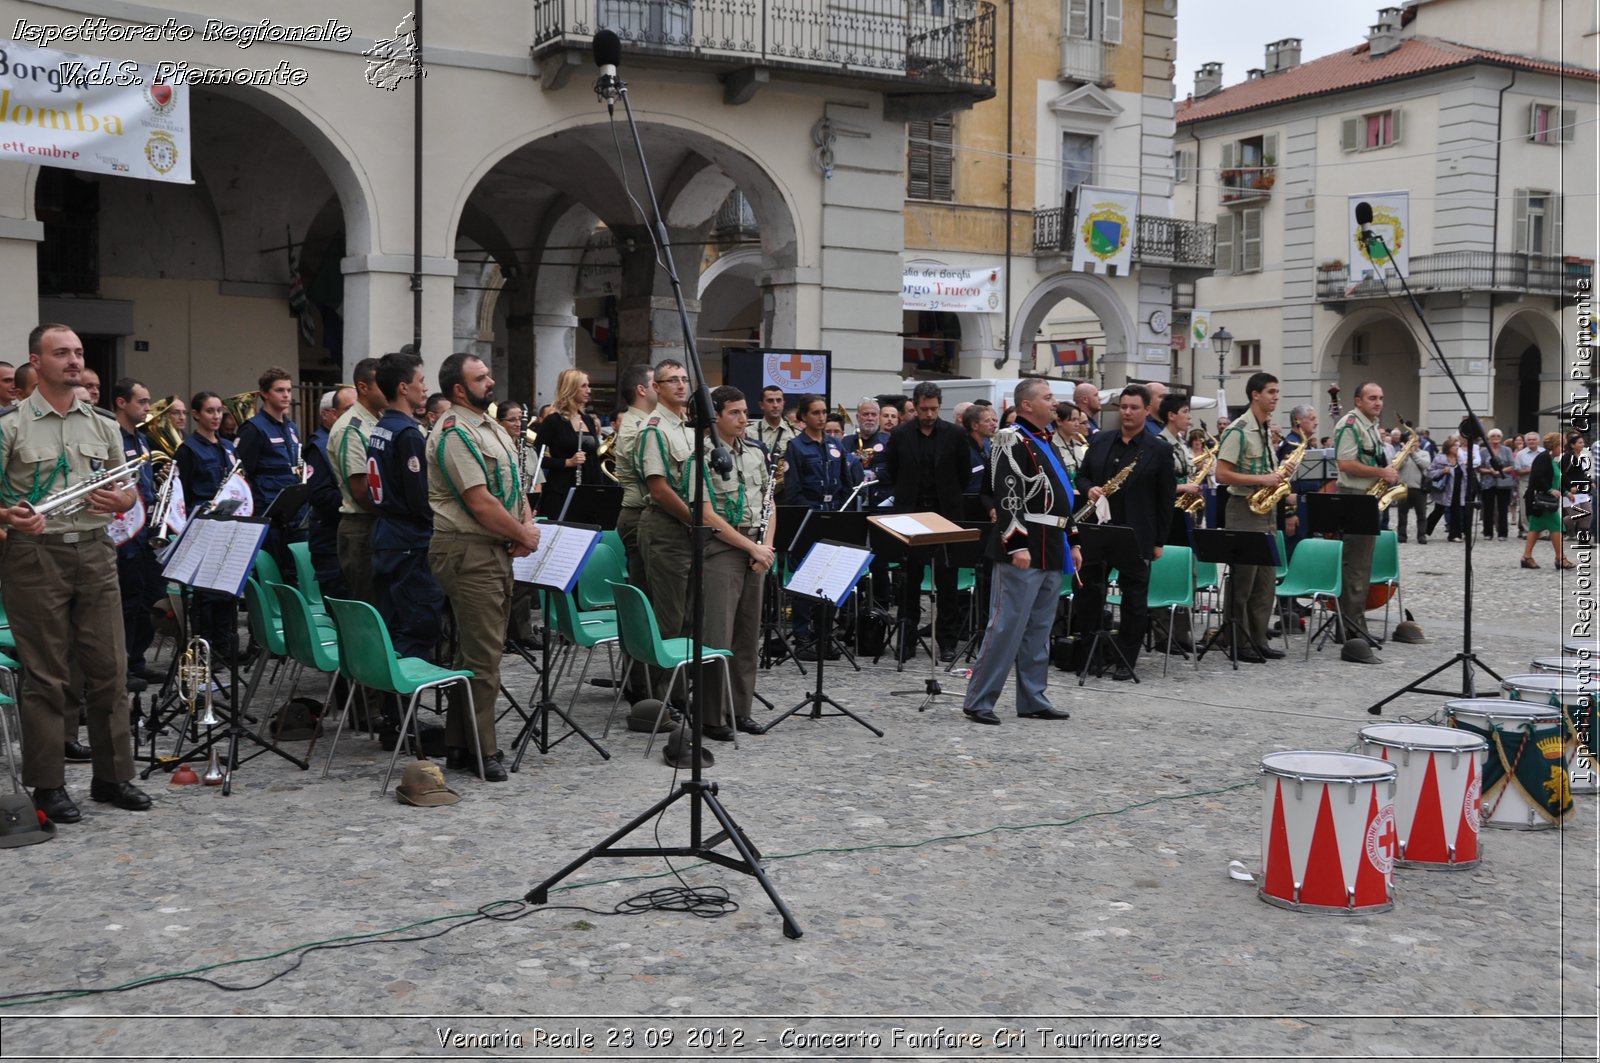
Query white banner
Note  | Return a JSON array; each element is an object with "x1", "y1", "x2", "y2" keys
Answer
[
  {"x1": 1070, "y1": 186, "x2": 1139, "y2": 275},
  {"x1": 1347, "y1": 191, "x2": 1409, "y2": 294},
  {"x1": 1190, "y1": 308, "x2": 1212, "y2": 350},
  {"x1": 0, "y1": 41, "x2": 191, "y2": 182},
  {"x1": 107, "y1": 496, "x2": 145, "y2": 546},
  {"x1": 901, "y1": 263, "x2": 1004, "y2": 312},
  {"x1": 166, "y1": 488, "x2": 188, "y2": 536}
]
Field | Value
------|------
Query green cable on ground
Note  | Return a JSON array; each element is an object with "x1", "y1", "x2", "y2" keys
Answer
[{"x1": 0, "y1": 780, "x2": 1256, "y2": 1009}]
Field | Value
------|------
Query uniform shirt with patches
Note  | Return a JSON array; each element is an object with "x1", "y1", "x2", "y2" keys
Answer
[
  {"x1": 236, "y1": 409, "x2": 302, "y2": 510},
  {"x1": 1334, "y1": 408, "x2": 1386, "y2": 491},
  {"x1": 1159, "y1": 425, "x2": 1192, "y2": 481},
  {"x1": 368, "y1": 408, "x2": 432, "y2": 551},
  {"x1": 1217, "y1": 413, "x2": 1274, "y2": 477},
  {"x1": 706, "y1": 435, "x2": 769, "y2": 530},
  {"x1": 118, "y1": 423, "x2": 158, "y2": 507},
  {"x1": 747, "y1": 418, "x2": 797, "y2": 460},
  {"x1": 330, "y1": 402, "x2": 381, "y2": 516},
  {"x1": 781, "y1": 432, "x2": 845, "y2": 510},
  {"x1": 636, "y1": 405, "x2": 693, "y2": 505},
  {"x1": 0, "y1": 391, "x2": 124, "y2": 534},
  {"x1": 613, "y1": 405, "x2": 651, "y2": 511},
  {"x1": 175, "y1": 433, "x2": 236, "y2": 510},
  {"x1": 426, "y1": 403, "x2": 524, "y2": 538}
]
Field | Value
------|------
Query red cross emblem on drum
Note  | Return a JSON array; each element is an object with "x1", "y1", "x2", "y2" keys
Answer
[
  {"x1": 1358, "y1": 723, "x2": 1485, "y2": 869},
  {"x1": 1258, "y1": 752, "x2": 1397, "y2": 914}
]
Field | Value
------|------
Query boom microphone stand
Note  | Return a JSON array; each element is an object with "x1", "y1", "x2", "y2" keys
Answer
[
  {"x1": 525, "y1": 32, "x2": 801, "y2": 939},
  {"x1": 1355, "y1": 202, "x2": 1503, "y2": 714}
]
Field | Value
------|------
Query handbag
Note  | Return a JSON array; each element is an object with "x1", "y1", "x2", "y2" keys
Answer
[{"x1": 1525, "y1": 486, "x2": 1558, "y2": 516}]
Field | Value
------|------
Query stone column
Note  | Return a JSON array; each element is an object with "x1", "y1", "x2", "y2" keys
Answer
[
  {"x1": 341, "y1": 252, "x2": 459, "y2": 383},
  {"x1": 0, "y1": 219, "x2": 42, "y2": 345}
]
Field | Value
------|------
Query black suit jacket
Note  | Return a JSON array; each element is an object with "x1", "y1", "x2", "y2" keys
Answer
[
  {"x1": 881, "y1": 418, "x2": 969, "y2": 519},
  {"x1": 1079, "y1": 427, "x2": 1175, "y2": 560}
]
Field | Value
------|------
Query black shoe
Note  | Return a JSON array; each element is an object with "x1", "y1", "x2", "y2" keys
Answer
[
  {"x1": 1017, "y1": 707, "x2": 1071, "y2": 720},
  {"x1": 446, "y1": 747, "x2": 506, "y2": 781},
  {"x1": 794, "y1": 640, "x2": 822, "y2": 662},
  {"x1": 89, "y1": 778, "x2": 152, "y2": 811},
  {"x1": 380, "y1": 717, "x2": 444, "y2": 752},
  {"x1": 64, "y1": 740, "x2": 92, "y2": 763},
  {"x1": 735, "y1": 717, "x2": 764, "y2": 735},
  {"x1": 939, "y1": 647, "x2": 957, "y2": 663},
  {"x1": 1398, "y1": 535, "x2": 1407, "y2": 544},
  {"x1": 1110, "y1": 665, "x2": 1136, "y2": 681},
  {"x1": 702, "y1": 724, "x2": 736, "y2": 742},
  {"x1": 918, "y1": 624, "x2": 933, "y2": 637},
  {"x1": 32, "y1": 786, "x2": 81, "y2": 824},
  {"x1": 1256, "y1": 645, "x2": 1287, "y2": 660},
  {"x1": 1234, "y1": 649, "x2": 1267, "y2": 664},
  {"x1": 125, "y1": 675, "x2": 149, "y2": 694},
  {"x1": 896, "y1": 643, "x2": 920, "y2": 664},
  {"x1": 964, "y1": 709, "x2": 1002, "y2": 725}
]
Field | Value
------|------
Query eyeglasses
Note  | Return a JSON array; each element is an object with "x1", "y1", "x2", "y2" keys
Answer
[{"x1": 655, "y1": 375, "x2": 688, "y2": 386}]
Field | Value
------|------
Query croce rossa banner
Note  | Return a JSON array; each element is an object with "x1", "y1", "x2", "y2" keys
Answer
[{"x1": 0, "y1": 39, "x2": 191, "y2": 182}]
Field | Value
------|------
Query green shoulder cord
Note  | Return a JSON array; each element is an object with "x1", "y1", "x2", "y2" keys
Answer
[
  {"x1": 434, "y1": 423, "x2": 520, "y2": 513},
  {"x1": 701, "y1": 457, "x2": 745, "y2": 526},
  {"x1": 638, "y1": 424, "x2": 692, "y2": 501},
  {"x1": 1334, "y1": 419, "x2": 1381, "y2": 467},
  {"x1": 337, "y1": 419, "x2": 369, "y2": 490},
  {"x1": 0, "y1": 418, "x2": 69, "y2": 505}
]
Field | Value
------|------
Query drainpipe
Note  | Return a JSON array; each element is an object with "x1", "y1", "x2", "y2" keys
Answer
[
  {"x1": 412, "y1": 0, "x2": 424, "y2": 352},
  {"x1": 995, "y1": 0, "x2": 1015, "y2": 369}
]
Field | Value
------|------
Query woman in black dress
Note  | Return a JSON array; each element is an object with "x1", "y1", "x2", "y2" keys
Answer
[{"x1": 537, "y1": 368, "x2": 599, "y2": 516}]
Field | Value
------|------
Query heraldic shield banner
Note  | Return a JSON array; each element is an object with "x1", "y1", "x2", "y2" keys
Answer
[{"x1": 1070, "y1": 186, "x2": 1139, "y2": 275}]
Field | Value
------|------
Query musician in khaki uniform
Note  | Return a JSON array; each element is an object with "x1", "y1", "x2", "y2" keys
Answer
[
  {"x1": 611, "y1": 363, "x2": 658, "y2": 719},
  {"x1": 1214, "y1": 372, "x2": 1288, "y2": 662},
  {"x1": 1333, "y1": 381, "x2": 1397, "y2": 665},
  {"x1": 0, "y1": 324, "x2": 150, "y2": 822},
  {"x1": 426, "y1": 353, "x2": 540, "y2": 783},
  {"x1": 700, "y1": 386, "x2": 774, "y2": 737},
  {"x1": 331, "y1": 357, "x2": 384, "y2": 603},
  {"x1": 634, "y1": 359, "x2": 694, "y2": 706}
]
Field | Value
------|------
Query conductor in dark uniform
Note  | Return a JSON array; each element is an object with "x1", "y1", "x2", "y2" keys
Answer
[
  {"x1": 880, "y1": 381, "x2": 970, "y2": 662},
  {"x1": 1075, "y1": 384, "x2": 1175, "y2": 680}
]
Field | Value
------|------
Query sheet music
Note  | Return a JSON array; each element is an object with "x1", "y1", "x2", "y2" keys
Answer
[
  {"x1": 511, "y1": 523, "x2": 599, "y2": 592},
  {"x1": 208, "y1": 522, "x2": 268, "y2": 596},
  {"x1": 161, "y1": 518, "x2": 267, "y2": 596},
  {"x1": 877, "y1": 514, "x2": 930, "y2": 538},
  {"x1": 161, "y1": 520, "x2": 207, "y2": 584},
  {"x1": 786, "y1": 542, "x2": 873, "y2": 605}
]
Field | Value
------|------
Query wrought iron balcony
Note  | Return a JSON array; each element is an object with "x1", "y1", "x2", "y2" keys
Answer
[
  {"x1": 1316, "y1": 252, "x2": 1591, "y2": 303},
  {"x1": 1032, "y1": 207, "x2": 1216, "y2": 270},
  {"x1": 532, "y1": 1, "x2": 996, "y2": 96}
]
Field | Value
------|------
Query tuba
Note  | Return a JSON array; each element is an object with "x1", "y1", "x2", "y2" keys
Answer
[
  {"x1": 1248, "y1": 436, "x2": 1308, "y2": 515},
  {"x1": 222, "y1": 390, "x2": 257, "y2": 429},
  {"x1": 138, "y1": 398, "x2": 185, "y2": 459}
]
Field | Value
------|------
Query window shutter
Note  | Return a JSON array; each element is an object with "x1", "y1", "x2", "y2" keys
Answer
[
  {"x1": 1550, "y1": 194, "x2": 1563, "y2": 256},
  {"x1": 1389, "y1": 109, "x2": 1402, "y2": 145},
  {"x1": 1214, "y1": 212, "x2": 1235, "y2": 274},
  {"x1": 1527, "y1": 101, "x2": 1540, "y2": 140},
  {"x1": 907, "y1": 119, "x2": 931, "y2": 200},
  {"x1": 1511, "y1": 189, "x2": 1529, "y2": 253},
  {"x1": 1102, "y1": 0, "x2": 1123, "y2": 43},
  {"x1": 1340, "y1": 117, "x2": 1359, "y2": 152},
  {"x1": 1219, "y1": 140, "x2": 1234, "y2": 173},
  {"x1": 930, "y1": 115, "x2": 954, "y2": 201},
  {"x1": 1560, "y1": 108, "x2": 1576, "y2": 142},
  {"x1": 1241, "y1": 208, "x2": 1262, "y2": 272},
  {"x1": 1068, "y1": 0, "x2": 1090, "y2": 38},
  {"x1": 1262, "y1": 132, "x2": 1278, "y2": 166}
]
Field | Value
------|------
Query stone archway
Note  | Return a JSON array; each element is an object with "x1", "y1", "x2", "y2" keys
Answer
[
  {"x1": 1011, "y1": 270, "x2": 1135, "y2": 377},
  {"x1": 1318, "y1": 306, "x2": 1423, "y2": 430},
  {"x1": 1494, "y1": 308, "x2": 1564, "y2": 434}
]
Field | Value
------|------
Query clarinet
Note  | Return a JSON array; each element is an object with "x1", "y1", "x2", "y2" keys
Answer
[{"x1": 751, "y1": 451, "x2": 780, "y2": 545}]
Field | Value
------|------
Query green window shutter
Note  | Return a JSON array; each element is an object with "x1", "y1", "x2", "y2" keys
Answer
[
  {"x1": 1511, "y1": 189, "x2": 1529, "y2": 253},
  {"x1": 1340, "y1": 117, "x2": 1359, "y2": 152},
  {"x1": 1215, "y1": 212, "x2": 1235, "y2": 275}
]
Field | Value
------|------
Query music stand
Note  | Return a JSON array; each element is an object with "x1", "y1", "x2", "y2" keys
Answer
[
  {"x1": 1305, "y1": 493, "x2": 1382, "y2": 651},
  {"x1": 1192, "y1": 528, "x2": 1280, "y2": 670},
  {"x1": 944, "y1": 519, "x2": 995, "y2": 670},
  {"x1": 1072, "y1": 523, "x2": 1146, "y2": 684},
  {"x1": 557, "y1": 484, "x2": 624, "y2": 530},
  {"x1": 787, "y1": 510, "x2": 868, "y2": 671},
  {"x1": 761, "y1": 541, "x2": 880, "y2": 737},
  {"x1": 876, "y1": 513, "x2": 981, "y2": 710},
  {"x1": 147, "y1": 515, "x2": 308, "y2": 792},
  {"x1": 758, "y1": 505, "x2": 812, "y2": 674},
  {"x1": 508, "y1": 523, "x2": 611, "y2": 770}
]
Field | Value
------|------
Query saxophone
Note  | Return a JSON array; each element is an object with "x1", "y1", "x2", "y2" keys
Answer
[
  {"x1": 1370, "y1": 428, "x2": 1418, "y2": 511},
  {"x1": 1073, "y1": 454, "x2": 1138, "y2": 522},
  {"x1": 1175, "y1": 443, "x2": 1218, "y2": 517},
  {"x1": 1247, "y1": 436, "x2": 1309, "y2": 514}
]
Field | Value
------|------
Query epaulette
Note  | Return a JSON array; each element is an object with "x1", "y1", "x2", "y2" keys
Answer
[
  {"x1": 94, "y1": 406, "x2": 115, "y2": 419},
  {"x1": 0, "y1": 405, "x2": 17, "y2": 419},
  {"x1": 441, "y1": 415, "x2": 456, "y2": 430},
  {"x1": 646, "y1": 415, "x2": 660, "y2": 426}
]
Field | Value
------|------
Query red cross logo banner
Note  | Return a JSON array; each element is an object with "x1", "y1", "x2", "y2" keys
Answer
[{"x1": 762, "y1": 349, "x2": 829, "y2": 397}]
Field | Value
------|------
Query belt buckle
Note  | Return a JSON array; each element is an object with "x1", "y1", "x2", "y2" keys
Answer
[{"x1": 61, "y1": 531, "x2": 85, "y2": 544}]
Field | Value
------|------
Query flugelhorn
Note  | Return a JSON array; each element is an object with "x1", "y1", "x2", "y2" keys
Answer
[
  {"x1": 26, "y1": 453, "x2": 154, "y2": 518},
  {"x1": 170, "y1": 635, "x2": 219, "y2": 764}
]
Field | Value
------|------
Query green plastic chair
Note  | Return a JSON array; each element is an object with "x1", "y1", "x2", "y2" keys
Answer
[
  {"x1": 253, "y1": 550, "x2": 285, "y2": 588},
  {"x1": 268, "y1": 583, "x2": 345, "y2": 768},
  {"x1": 599, "y1": 529, "x2": 625, "y2": 569},
  {"x1": 541, "y1": 590, "x2": 620, "y2": 727},
  {"x1": 323, "y1": 597, "x2": 479, "y2": 794},
  {"x1": 1271, "y1": 538, "x2": 1345, "y2": 659},
  {"x1": 237, "y1": 578, "x2": 297, "y2": 740},
  {"x1": 1369, "y1": 529, "x2": 1403, "y2": 638},
  {"x1": 606, "y1": 581, "x2": 735, "y2": 756},
  {"x1": 574, "y1": 541, "x2": 625, "y2": 612},
  {"x1": 1273, "y1": 530, "x2": 1290, "y2": 582},
  {"x1": 286, "y1": 541, "x2": 330, "y2": 620},
  {"x1": 1146, "y1": 546, "x2": 1196, "y2": 676}
]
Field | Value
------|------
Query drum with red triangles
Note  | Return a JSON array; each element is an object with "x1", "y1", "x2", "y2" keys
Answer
[
  {"x1": 1258, "y1": 751, "x2": 1397, "y2": 914},
  {"x1": 1358, "y1": 723, "x2": 1486, "y2": 870}
]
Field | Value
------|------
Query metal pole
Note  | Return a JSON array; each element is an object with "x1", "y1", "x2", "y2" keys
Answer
[{"x1": 411, "y1": 0, "x2": 424, "y2": 352}]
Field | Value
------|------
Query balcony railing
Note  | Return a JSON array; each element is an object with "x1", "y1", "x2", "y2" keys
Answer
[
  {"x1": 1220, "y1": 166, "x2": 1274, "y2": 204},
  {"x1": 1032, "y1": 207, "x2": 1216, "y2": 269},
  {"x1": 531, "y1": 1, "x2": 996, "y2": 93},
  {"x1": 1316, "y1": 252, "x2": 1592, "y2": 302},
  {"x1": 1060, "y1": 37, "x2": 1113, "y2": 85}
]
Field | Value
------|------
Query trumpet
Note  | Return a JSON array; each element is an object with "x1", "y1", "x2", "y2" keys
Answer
[
  {"x1": 146, "y1": 454, "x2": 178, "y2": 548},
  {"x1": 27, "y1": 453, "x2": 154, "y2": 519},
  {"x1": 171, "y1": 636, "x2": 221, "y2": 765},
  {"x1": 1248, "y1": 436, "x2": 1308, "y2": 515}
]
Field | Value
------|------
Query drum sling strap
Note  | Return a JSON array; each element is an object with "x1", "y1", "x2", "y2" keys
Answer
[{"x1": 1456, "y1": 719, "x2": 1575, "y2": 824}]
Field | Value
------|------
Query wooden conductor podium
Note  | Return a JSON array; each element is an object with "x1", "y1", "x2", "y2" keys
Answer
[{"x1": 870, "y1": 512, "x2": 981, "y2": 711}]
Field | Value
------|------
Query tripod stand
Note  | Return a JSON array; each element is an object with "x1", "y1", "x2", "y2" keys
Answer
[
  {"x1": 1071, "y1": 522, "x2": 1142, "y2": 685},
  {"x1": 526, "y1": 34, "x2": 800, "y2": 939},
  {"x1": 510, "y1": 581, "x2": 612, "y2": 769}
]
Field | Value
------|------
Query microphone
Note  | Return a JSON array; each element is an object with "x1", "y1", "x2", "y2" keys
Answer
[
  {"x1": 593, "y1": 29, "x2": 622, "y2": 103},
  {"x1": 1354, "y1": 200, "x2": 1375, "y2": 242}
]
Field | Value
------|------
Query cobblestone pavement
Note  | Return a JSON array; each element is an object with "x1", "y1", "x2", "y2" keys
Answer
[{"x1": 1, "y1": 534, "x2": 1595, "y2": 1060}]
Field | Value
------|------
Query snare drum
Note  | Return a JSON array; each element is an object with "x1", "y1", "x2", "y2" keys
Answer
[
  {"x1": 1446, "y1": 699, "x2": 1575, "y2": 828},
  {"x1": 1564, "y1": 635, "x2": 1595, "y2": 660},
  {"x1": 1357, "y1": 724, "x2": 1486, "y2": 869},
  {"x1": 1502, "y1": 672, "x2": 1598, "y2": 795},
  {"x1": 1532, "y1": 656, "x2": 1587, "y2": 676},
  {"x1": 1259, "y1": 751, "x2": 1397, "y2": 914}
]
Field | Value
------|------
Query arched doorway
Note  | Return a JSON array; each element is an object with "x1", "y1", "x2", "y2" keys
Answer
[
  {"x1": 1494, "y1": 308, "x2": 1563, "y2": 434},
  {"x1": 1319, "y1": 308, "x2": 1421, "y2": 431},
  {"x1": 1011, "y1": 271, "x2": 1134, "y2": 383}
]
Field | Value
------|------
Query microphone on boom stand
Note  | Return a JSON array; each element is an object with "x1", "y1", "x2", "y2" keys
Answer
[{"x1": 593, "y1": 29, "x2": 622, "y2": 107}]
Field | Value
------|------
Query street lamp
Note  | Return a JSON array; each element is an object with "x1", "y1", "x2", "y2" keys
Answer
[{"x1": 1212, "y1": 326, "x2": 1233, "y2": 386}]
